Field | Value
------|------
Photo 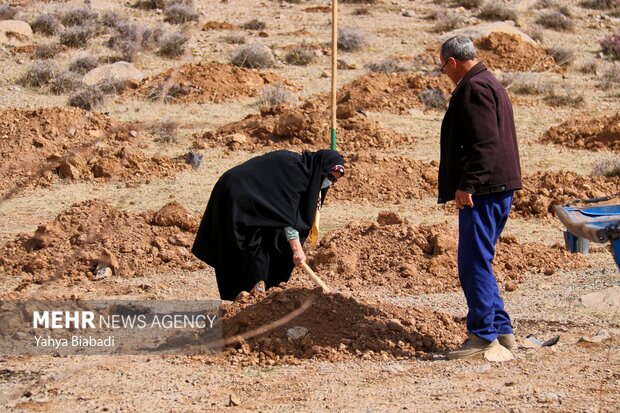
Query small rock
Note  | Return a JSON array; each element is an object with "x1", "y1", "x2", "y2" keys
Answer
[
  {"x1": 387, "y1": 319, "x2": 404, "y2": 332},
  {"x1": 129, "y1": 130, "x2": 138, "y2": 138},
  {"x1": 484, "y1": 344, "x2": 515, "y2": 362},
  {"x1": 184, "y1": 151, "x2": 203, "y2": 169},
  {"x1": 93, "y1": 264, "x2": 112, "y2": 280},
  {"x1": 505, "y1": 281, "x2": 518, "y2": 292},
  {"x1": 337, "y1": 58, "x2": 357, "y2": 70},
  {"x1": 402, "y1": 10, "x2": 413, "y2": 17},
  {"x1": 286, "y1": 326, "x2": 308, "y2": 340}
]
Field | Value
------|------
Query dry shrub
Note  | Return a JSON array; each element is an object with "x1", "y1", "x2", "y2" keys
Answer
[
  {"x1": 478, "y1": 2, "x2": 518, "y2": 21},
  {"x1": 58, "y1": 7, "x2": 98, "y2": 27},
  {"x1": 222, "y1": 33, "x2": 246, "y2": 44},
  {"x1": 544, "y1": 86, "x2": 585, "y2": 107},
  {"x1": 367, "y1": 58, "x2": 410, "y2": 73},
  {"x1": 433, "y1": 10, "x2": 467, "y2": 32},
  {"x1": 501, "y1": 72, "x2": 551, "y2": 95},
  {"x1": 147, "y1": 81, "x2": 189, "y2": 102},
  {"x1": 163, "y1": 2, "x2": 199, "y2": 24},
  {"x1": 285, "y1": 46, "x2": 316, "y2": 66},
  {"x1": 592, "y1": 158, "x2": 620, "y2": 178},
  {"x1": 546, "y1": 46, "x2": 575, "y2": 66},
  {"x1": 69, "y1": 53, "x2": 99, "y2": 74},
  {"x1": 601, "y1": 63, "x2": 620, "y2": 90},
  {"x1": 152, "y1": 120, "x2": 179, "y2": 143},
  {"x1": 0, "y1": 5, "x2": 17, "y2": 20},
  {"x1": 338, "y1": 27, "x2": 365, "y2": 52},
  {"x1": 60, "y1": 26, "x2": 94, "y2": 48},
  {"x1": 419, "y1": 88, "x2": 447, "y2": 110},
  {"x1": 579, "y1": 60, "x2": 598, "y2": 74},
  {"x1": 231, "y1": 44, "x2": 275, "y2": 68},
  {"x1": 31, "y1": 13, "x2": 60, "y2": 36},
  {"x1": 18, "y1": 61, "x2": 57, "y2": 88},
  {"x1": 50, "y1": 71, "x2": 83, "y2": 95},
  {"x1": 242, "y1": 19, "x2": 266, "y2": 30},
  {"x1": 536, "y1": 10, "x2": 574, "y2": 31},
  {"x1": 100, "y1": 10, "x2": 127, "y2": 28},
  {"x1": 157, "y1": 31, "x2": 189, "y2": 57},
  {"x1": 68, "y1": 87, "x2": 104, "y2": 111},
  {"x1": 34, "y1": 44, "x2": 64, "y2": 60},
  {"x1": 600, "y1": 32, "x2": 620, "y2": 60},
  {"x1": 580, "y1": 0, "x2": 618, "y2": 10},
  {"x1": 452, "y1": 0, "x2": 483, "y2": 8},
  {"x1": 257, "y1": 85, "x2": 295, "y2": 107},
  {"x1": 526, "y1": 25, "x2": 545, "y2": 43}
]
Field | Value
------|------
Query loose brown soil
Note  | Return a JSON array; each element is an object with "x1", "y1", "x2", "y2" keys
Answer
[
  {"x1": 541, "y1": 112, "x2": 620, "y2": 152},
  {"x1": 476, "y1": 32, "x2": 560, "y2": 73},
  {"x1": 330, "y1": 72, "x2": 453, "y2": 114},
  {"x1": 514, "y1": 171, "x2": 620, "y2": 218},
  {"x1": 131, "y1": 62, "x2": 296, "y2": 104},
  {"x1": 305, "y1": 212, "x2": 587, "y2": 295},
  {"x1": 202, "y1": 21, "x2": 239, "y2": 31},
  {"x1": 0, "y1": 108, "x2": 187, "y2": 191},
  {"x1": 330, "y1": 153, "x2": 438, "y2": 203},
  {"x1": 0, "y1": 199, "x2": 205, "y2": 288},
  {"x1": 222, "y1": 286, "x2": 466, "y2": 365},
  {"x1": 197, "y1": 101, "x2": 415, "y2": 151}
]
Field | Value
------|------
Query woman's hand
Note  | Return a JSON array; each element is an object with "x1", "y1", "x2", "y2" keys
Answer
[{"x1": 289, "y1": 239, "x2": 306, "y2": 267}]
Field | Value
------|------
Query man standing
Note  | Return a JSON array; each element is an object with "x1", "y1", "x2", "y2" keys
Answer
[{"x1": 437, "y1": 36, "x2": 522, "y2": 359}]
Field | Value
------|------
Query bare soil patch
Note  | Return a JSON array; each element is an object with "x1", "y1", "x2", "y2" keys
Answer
[
  {"x1": 541, "y1": 112, "x2": 620, "y2": 152},
  {"x1": 476, "y1": 32, "x2": 560, "y2": 73}
]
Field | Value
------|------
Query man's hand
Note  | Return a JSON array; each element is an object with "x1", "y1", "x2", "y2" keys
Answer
[
  {"x1": 289, "y1": 239, "x2": 306, "y2": 266},
  {"x1": 455, "y1": 189, "x2": 474, "y2": 209}
]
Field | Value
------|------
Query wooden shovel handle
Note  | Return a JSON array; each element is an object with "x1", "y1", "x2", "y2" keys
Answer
[{"x1": 301, "y1": 263, "x2": 331, "y2": 293}]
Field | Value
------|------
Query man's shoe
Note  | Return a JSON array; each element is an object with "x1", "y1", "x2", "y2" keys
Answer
[
  {"x1": 498, "y1": 333, "x2": 518, "y2": 351},
  {"x1": 447, "y1": 334, "x2": 500, "y2": 360}
]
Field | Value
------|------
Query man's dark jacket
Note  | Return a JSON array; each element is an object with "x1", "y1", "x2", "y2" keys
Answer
[{"x1": 438, "y1": 62, "x2": 522, "y2": 203}]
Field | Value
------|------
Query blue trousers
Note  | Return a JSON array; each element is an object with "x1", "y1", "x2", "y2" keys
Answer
[{"x1": 458, "y1": 191, "x2": 514, "y2": 342}]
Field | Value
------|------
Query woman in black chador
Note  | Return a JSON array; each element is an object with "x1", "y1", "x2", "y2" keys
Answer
[{"x1": 192, "y1": 149, "x2": 345, "y2": 300}]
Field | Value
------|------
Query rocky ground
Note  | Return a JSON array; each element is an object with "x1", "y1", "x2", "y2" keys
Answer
[{"x1": 0, "y1": 0, "x2": 619, "y2": 412}]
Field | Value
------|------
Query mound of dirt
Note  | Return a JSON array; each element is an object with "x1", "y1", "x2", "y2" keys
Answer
[
  {"x1": 513, "y1": 171, "x2": 620, "y2": 218},
  {"x1": 330, "y1": 153, "x2": 438, "y2": 203},
  {"x1": 330, "y1": 72, "x2": 453, "y2": 114},
  {"x1": 202, "y1": 21, "x2": 239, "y2": 30},
  {"x1": 476, "y1": 32, "x2": 560, "y2": 73},
  {"x1": 131, "y1": 62, "x2": 296, "y2": 104},
  {"x1": 0, "y1": 200, "x2": 205, "y2": 284},
  {"x1": 303, "y1": 213, "x2": 587, "y2": 295},
  {"x1": 0, "y1": 107, "x2": 187, "y2": 190},
  {"x1": 541, "y1": 113, "x2": 620, "y2": 152},
  {"x1": 222, "y1": 287, "x2": 465, "y2": 365},
  {"x1": 197, "y1": 101, "x2": 415, "y2": 151}
]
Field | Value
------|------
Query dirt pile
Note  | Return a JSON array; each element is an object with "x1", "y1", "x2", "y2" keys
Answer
[
  {"x1": 0, "y1": 199, "x2": 205, "y2": 284},
  {"x1": 132, "y1": 62, "x2": 296, "y2": 104},
  {"x1": 514, "y1": 171, "x2": 620, "y2": 218},
  {"x1": 222, "y1": 287, "x2": 465, "y2": 365},
  {"x1": 202, "y1": 21, "x2": 239, "y2": 30},
  {"x1": 476, "y1": 32, "x2": 560, "y2": 72},
  {"x1": 330, "y1": 153, "x2": 438, "y2": 203},
  {"x1": 541, "y1": 113, "x2": 620, "y2": 152},
  {"x1": 197, "y1": 101, "x2": 415, "y2": 151},
  {"x1": 303, "y1": 212, "x2": 587, "y2": 295},
  {"x1": 0, "y1": 107, "x2": 187, "y2": 190},
  {"x1": 330, "y1": 72, "x2": 453, "y2": 114}
]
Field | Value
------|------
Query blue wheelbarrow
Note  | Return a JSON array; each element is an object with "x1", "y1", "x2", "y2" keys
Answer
[{"x1": 555, "y1": 194, "x2": 620, "y2": 270}]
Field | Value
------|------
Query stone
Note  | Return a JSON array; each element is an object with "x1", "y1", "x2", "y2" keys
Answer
[
  {"x1": 580, "y1": 286, "x2": 620, "y2": 312},
  {"x1": 484, "y1": 344, "x2": 515, "y2": 362},
  {"x1": 387, "y1": 319, "x2": 404, "y2": 332},
  {"x1": 337, "y1": 58, "x2": 357, "y2": 70},
  {"x1": 83, "y1": 62, "x2": 144, "y2": 87},
  {"x1": 286, "y1": 326, "x2": 309, "y2": 340},
  {"x1": 0, "y1": 20, "x2": 33, "y2": 45},
  {"x1": 505, "y1": 281, "x2": 518, "y2": 292},
  {"x1": 276, "y1": 113, "x2": 304, "y2": 136},
  {"x1": 438, "y1": 22, "x2": 537, "y2": 46},
  {"x1": 58, "y1": 160, "x2": 81, "y2": 180},
  {"x1": 579, "y1": 330, "x2": 612, "y2": 344},
  {"x1": 93, "y1": 264, "x2": 112, "y2": 280}
]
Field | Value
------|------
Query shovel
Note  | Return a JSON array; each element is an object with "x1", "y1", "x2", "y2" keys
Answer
[{"x1": 301, "y1": 262, "x2": 331, "y2": 293}]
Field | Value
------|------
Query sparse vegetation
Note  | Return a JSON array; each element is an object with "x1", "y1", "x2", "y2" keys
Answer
[
  {"x1": 546, "y1": 46, "x2": 575, "y2": 66},
  {"x1": 452, "y1": 0, "x2": 483, "y2": 9},
  {"x1": 60, "y1": 26, "x2": 95, "y2": 48},
  {"x1": 580, "y1": 0, "x2": 618, "y2": 10},
  {"x1": 257, "y1": 85, "x2": 295, "y2": 107},
  {"x1": 285, "y1": 46, "x2": 316, "y2": 66},
  {"x1": 34, "y1": 44, "x2": 64, "y2": 60},
  {"x1": 157, "y1": 31, "x2": 189, "y2": 57},
  {"x1": 600, "y1": 32, "x2": 620, "y2": 60},
  {"x1": 536, "y1": 10, "x2": 575, "y2": 31},
  {"x1": 222, "y1": 34, "x2": 246, "y2": 44},
  {"x1": 432, "y1": 10, "x2": 467, "y2": 32},
  {"x1": 544, "y1": 86, "x2": 585, "y2": 107},
  {"x1": 367, "y1": 58, "x2": 410, "y2": 73},
  {"x1": 31, "y1": 13, "x2": 60, "y2": 36},
  {"x1": 50, "y1": 71, "x2": 83, "y2": 95},
  {"x1": 163, "y1": 2, "x2": 199, "y2": 24},
  {"x1": 58, "y1": 7, "x2": 98, "y2": 27},
  {"x1": 107, "y1": 23, "x2": 163, "y2": 61},
  {"x1": 231, "y1": 44, "x2": 275, "y2": 68},
  {"x1": 501, "y1": 72, "x2": 552, "y2": 95},
  {"x1": 98, "y1": 77, "x2": 130, "y2": 95},
  {"x1": 419, "y1": 88, "x2": 447, "y2": 110},
  {"x1": 147, "y1": 81, "x2": 188, "y2": 102},
  {"x1": 242, "y1": 19, "x2": 266, "y2": 30},
  {"x1": 601, "y1": 63, "x2": 620, "y2": 90},
  {"x1": 338, "y1": 27, "x2": 365, "y2": 52},
  {"x1": 579, "y1": 60, "x2": 598, "y2": 74},
  {"x1": 68, "y1": 87, "x2": 104, "y2": 111},
  {"x1": 18, "y1": 61, "x2": 57, "y2": 88},
  {"x1": 152, "y1": 119, "x2": 179, "y2": 143},
  {"x1": 69, "y1": 53, "x2": 99, "y2": 74},
  {"x1": 0, "y1": 5, "x2": 17, "y2": 20},
  {"x1": 478, "y1": 2, "x2": 518, "y2": 21},
  {"x1": 100, "y1": 10, "x2": 127, "y2": 28},
  {"x1": 526, "y1": 26, "x2": 545, "y2": 43},
  {"x1": 592, "y1": 158, "x2": 620, "y2": 178}
]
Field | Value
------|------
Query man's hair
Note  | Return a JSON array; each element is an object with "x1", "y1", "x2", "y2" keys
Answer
[{"x1": 440, "y1": 36, "x2": 477, "y2": 61}]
